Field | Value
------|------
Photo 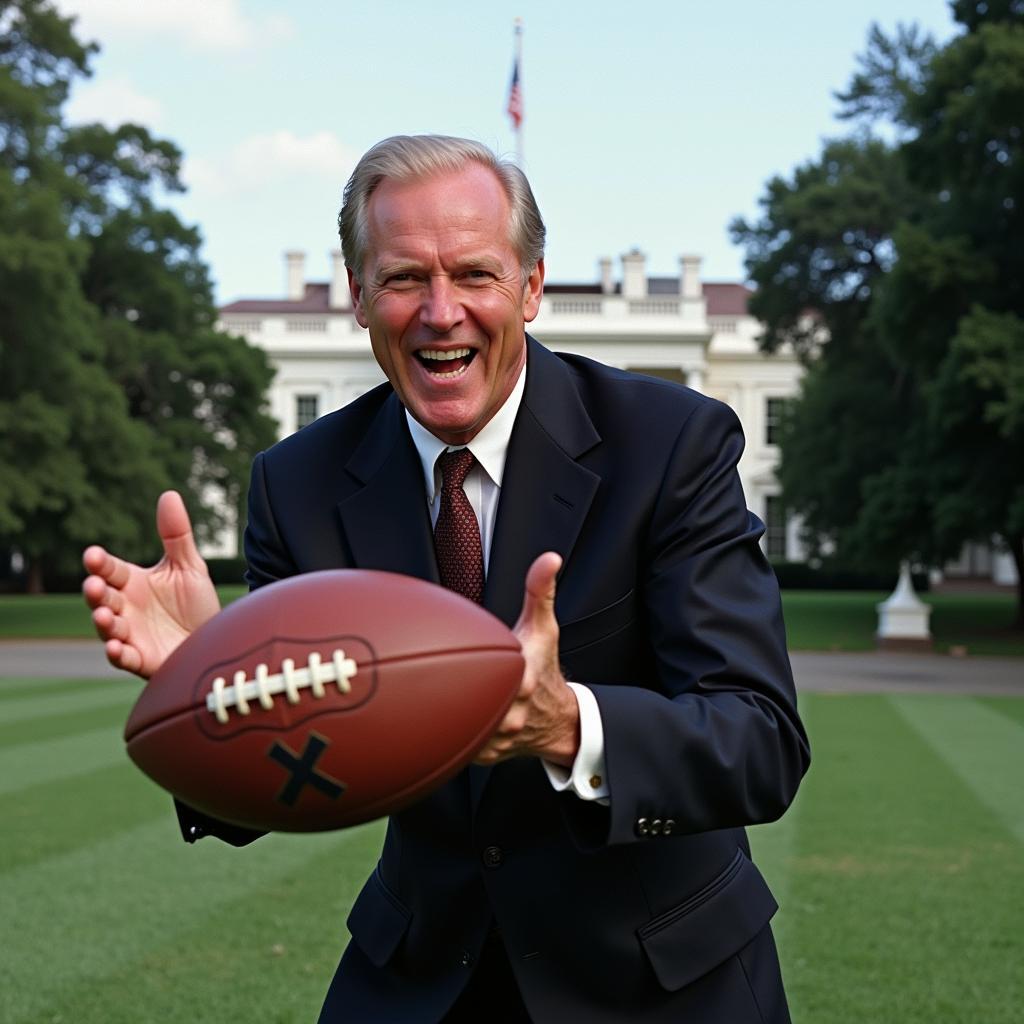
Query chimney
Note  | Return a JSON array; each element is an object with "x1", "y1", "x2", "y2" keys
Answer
[
  {"x1": 329, "y1": 249, "x2": 347, "y2": 308},
  {"x1": 621, "y1": 248, "x2": 647, "y2": 299},
  {"x1": 599, "y1": 257, "x2": 614, "y2": 295},
  {"x1": 285, "y1": 250, "x2": 305, "y2": 301},
  {"x1": 680, "y1": 254, "x2": 702, "y2": 300}
]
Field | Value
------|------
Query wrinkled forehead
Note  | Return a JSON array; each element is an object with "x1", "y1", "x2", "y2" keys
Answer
[{"x1": 363, "y1": 165, "x2": 516, "y2": 262}]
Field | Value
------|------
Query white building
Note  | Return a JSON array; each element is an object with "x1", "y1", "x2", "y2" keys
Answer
[
  {"x1": 218, "y1": 249, "x2": 802, "y2": 562},
  {"x1": 216, "y1": 249, "x2": 1016, "y2": 587}
]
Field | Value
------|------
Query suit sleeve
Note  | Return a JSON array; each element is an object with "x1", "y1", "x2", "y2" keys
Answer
[
  {"x1": 561, "y1": 398, "x2": 810, "y2": 849},
  {"x1": 243, "y1": 450, "x2": 299, "y2": 588}
]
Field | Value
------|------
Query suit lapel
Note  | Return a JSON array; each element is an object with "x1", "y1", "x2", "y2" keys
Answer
[
  {"x1": 472, "y1": 338, "x2": 602, "y2": 810},
  {"x1": 336, "y1": 343, "x2": 602, "y2": 814},
  {"x1": 484, "y1": 338, "x2": 602, "y2": 625},
  {"x1": 337, "y1": 394, "x2": 440, "y2": 584}
]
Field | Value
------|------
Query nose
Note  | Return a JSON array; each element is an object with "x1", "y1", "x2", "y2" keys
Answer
[{"x1": 420, "y1": 275, "x2": 463, "y2": 333}]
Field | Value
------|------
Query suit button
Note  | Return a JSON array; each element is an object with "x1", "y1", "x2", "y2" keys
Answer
[
  {"x1": 650, "y1": 818, "x2": 663, "y2": 835},
  {"x1": 663, "y1": 819, "x2": 676, "y2": 835},
  {"x1": 482, "y1": 845, "x2": 504, "y2": 868},
  {"x1": 459, "y1": 951, "x2": 473, "y2": 968},
  {"x1": 635, "y1": 817, "x2": 651, "y2": 837}
]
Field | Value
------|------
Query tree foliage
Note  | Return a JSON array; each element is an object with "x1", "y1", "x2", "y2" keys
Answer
[
  {"x1": 0, "y1": 0, "x2": 277, "y2": 590},
  {"x1": 731, "y1": 2, "x2": 1024, "y2": 621}
]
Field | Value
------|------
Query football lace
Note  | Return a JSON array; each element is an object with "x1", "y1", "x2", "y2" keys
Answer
[{"x1": 207, "y1": 650, "x2": 358, "y2": 724}]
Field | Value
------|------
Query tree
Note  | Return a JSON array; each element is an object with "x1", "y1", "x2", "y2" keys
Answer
[
  {"x1": 0, "y1": 0, "x2": 276, "y2": 591},
  {"x1": 732, "y1": 3, "x2": 1024, "y2": 622},
  {"x1": 731, "y1": 138, "x2": 932, "y2": 567}
]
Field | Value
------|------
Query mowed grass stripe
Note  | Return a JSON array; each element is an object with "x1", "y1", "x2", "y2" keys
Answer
[
  {"x1": 0, "y1": 678, "x2": 131, "y2": 723},
  {"x1": 0, "y1": 676, "x2": 120, "y2": 698},
  {"x1": 2, "y1": 816, "x2": 382, "y2": 1024},
  {"x1": 0, "y1": 724, "x2": 125, "y2": 795},
  {"x1": 0, "y1": 699, "x2": 132, "y2": 747},
  {"x1": 779, "y1": 694, "x2": 1023, "y2": 1024},
  {"x1": 890, "y1": 694, "x2": 1024, "y2": 845},
  {"x1": 978, "y1": 695, "x2": 1024, "y2": 729},
  {"x1": 29, "y1": 824, "x2": 385, "y2": 1024},
  {"x1": 0, "y1": 760, "x2": 170, "y2": 872}
]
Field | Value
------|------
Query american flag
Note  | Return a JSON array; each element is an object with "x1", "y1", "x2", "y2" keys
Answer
[{"x1": 506, "y1": 57, "x2": 523, "y2": 130}]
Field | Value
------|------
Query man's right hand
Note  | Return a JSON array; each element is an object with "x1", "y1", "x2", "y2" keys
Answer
[{"x1": 82, "y1": 490, "x2": 222, "y2": 679}]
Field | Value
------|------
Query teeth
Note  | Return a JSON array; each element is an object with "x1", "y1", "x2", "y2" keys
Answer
[
  {"x1": 430, "y1": 363, "x2": 470, "y2": 379},
  {"x1": 418, "y1": 348, "x2": 471, "y2": 361}
]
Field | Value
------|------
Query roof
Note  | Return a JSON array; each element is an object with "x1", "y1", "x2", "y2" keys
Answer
[
  {"x1": 647, "y1": 277, "x2": 680, "y2": 296},
  {"x1": 544, "y1": 283, "x2": 604, "y2": 295},
  {"x1": 220, "y1": 283, "x2": 347, "y2": 314},
  {"x1": 703, "y1": 283, "x2": 753, "y2": 317}
]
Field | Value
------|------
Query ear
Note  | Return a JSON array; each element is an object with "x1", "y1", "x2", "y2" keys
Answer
[
  {"x1": 522, "y1": 259, "x2": 545, "y2": 323},
  {"x1": 348, "y1": 267, "x2": 369, "y2": 328}
]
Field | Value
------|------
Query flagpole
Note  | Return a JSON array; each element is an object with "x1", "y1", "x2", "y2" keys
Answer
[{"x1": 514, "y1": 18, "x2": 523, "y2": 167}]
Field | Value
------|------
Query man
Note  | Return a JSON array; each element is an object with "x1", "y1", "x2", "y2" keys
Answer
[{"x1": 84, "y1": 135, "x2": 809, "y2": 1022}]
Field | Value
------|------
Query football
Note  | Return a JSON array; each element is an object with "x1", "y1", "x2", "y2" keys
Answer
[{"x1": 123, "y1": 570, "x2": 524, "y2": 831}]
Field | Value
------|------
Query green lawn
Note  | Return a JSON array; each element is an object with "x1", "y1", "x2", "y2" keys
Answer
[
  {"x1": 2, "y1": 678, "x2": 1021, "y2": 1022},
  {"x1": 780, "y1": 590, "x2": 1024, "y2": 655},
  {"x1": 1, "y1": 588, "x2": 1022, "y2": 655},
  {"x1": 0, "y1": 587, "x2": 248, "y2": 639}
]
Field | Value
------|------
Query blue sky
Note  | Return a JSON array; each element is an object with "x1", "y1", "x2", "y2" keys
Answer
[{"x1": 55, "y1": 1, "x2": 958, "y2": 304}]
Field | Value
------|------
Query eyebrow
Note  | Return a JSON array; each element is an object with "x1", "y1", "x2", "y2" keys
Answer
[
  {"x1": 374, "y1": 256, "x2": 505, "y2": 280},
  {"x1": 373, "y1": 261, "x2": 421, "y2": 281}
]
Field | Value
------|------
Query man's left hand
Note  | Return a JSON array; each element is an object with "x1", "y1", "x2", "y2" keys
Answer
[{"x1": 473, "y1": 552, "x2": 580, "y2": 766}]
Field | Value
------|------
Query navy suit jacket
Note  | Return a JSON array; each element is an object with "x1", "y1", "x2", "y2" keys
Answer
[{"x1": 234, "y1": 337, "x2": 809, "y2": 1022}]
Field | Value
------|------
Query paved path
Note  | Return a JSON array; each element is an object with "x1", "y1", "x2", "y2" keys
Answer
[
  {"x1": 0, "y1": 640, "x2": 122, "y2": 680},
  {"x1": 0, "y1": 641, "x2": 1021, "y2": 694},
  {"x1": 790, "y1": 651, "x2": 1023, "y2": 696}
]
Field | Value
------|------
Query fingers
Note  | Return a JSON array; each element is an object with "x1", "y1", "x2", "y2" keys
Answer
[
  {"x1": 82, "y1": 546, "x2": 131, "y2": 590},
  {"x1": 83, "y1": 551, "x2": 137, "y2": 673},
  {"x1": 104, "y1": 638, "x2": 143, "y2": 675},
  {"x1": 82, "y1": 573, "x2": 124, "y2": 614},
  {"x1": 91, "y1": 606, "x2": 143, "y2": 674},
  {"x1": 91, "y1": 604, "x2": 128, "y2": 642},
  {"x1": 514, "y1": 551, "x2": 562, "y2": 635},
  {"x1": 156, "y1": 490, "x2": 205, "y2": 568},
  {"x1": 473, "y1": 743, "x2": 507, "y2": 766},
  {"x1": 525, "y1": 551, "x2": 562, "y2": 603},
  {"x1": 474, "y1": 725, "x2": 520, "y2": 764}
]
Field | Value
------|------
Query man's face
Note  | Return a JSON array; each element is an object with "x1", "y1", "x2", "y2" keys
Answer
[{"x1": 349, "y1": 163, "x2": 544, "y2": 446}]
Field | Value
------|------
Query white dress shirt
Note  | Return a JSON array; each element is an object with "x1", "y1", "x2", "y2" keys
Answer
[{"x1": 405, "y1": 363, "x2": 609, "y2": 802}]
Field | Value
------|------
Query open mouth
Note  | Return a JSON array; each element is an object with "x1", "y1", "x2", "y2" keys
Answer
[{"x1": 416, "y1": 348, "x2": 477, "y2": 378}]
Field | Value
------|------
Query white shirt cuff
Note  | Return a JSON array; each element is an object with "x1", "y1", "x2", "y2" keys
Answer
[{"x1": 542, "y1": 683, "x2": 609, "y2": 803}]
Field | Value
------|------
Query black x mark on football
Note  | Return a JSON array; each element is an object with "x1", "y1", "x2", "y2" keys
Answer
[{"x1": 268, "y1": 734, "x2": 346, "y2": 806}]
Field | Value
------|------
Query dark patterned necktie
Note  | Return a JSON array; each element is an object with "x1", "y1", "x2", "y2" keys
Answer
[{"x1": 434, "y1": 448, "x2": 485, "y2": 604}]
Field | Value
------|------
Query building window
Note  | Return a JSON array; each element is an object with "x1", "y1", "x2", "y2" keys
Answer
[
  {"x1": 296, "y1": 394, "x2": 319, "y2": 430},
  {"x1": 764, "y1": 495, "x2": 787, "y2": 560},
  {"x1": 765, "y1": 397, "x2": 788, "y2": 446}
]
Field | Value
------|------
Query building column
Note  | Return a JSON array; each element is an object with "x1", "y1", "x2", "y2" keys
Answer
[
  {"x1": 329, "y1": 250, "x2": 346, "y2": 308},
  {"x1": 621, "y1": 249, "x2": 647, "y2": 299},
  {"x1": 285, "y1": 250, "x2": 305, "y2": 300}
]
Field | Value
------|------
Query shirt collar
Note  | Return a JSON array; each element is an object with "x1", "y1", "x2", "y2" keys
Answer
[{"x1": 406, "y1": 359, "x2": 527, "y2": 502}]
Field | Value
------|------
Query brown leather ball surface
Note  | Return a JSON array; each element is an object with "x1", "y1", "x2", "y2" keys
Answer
[{"x1": 124, "y1": 570, "x2": 523, "y2": 831}]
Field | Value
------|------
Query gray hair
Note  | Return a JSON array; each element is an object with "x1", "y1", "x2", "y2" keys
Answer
[{"x1": 338, "y1": 134, "x2": 546, "y2": 284}]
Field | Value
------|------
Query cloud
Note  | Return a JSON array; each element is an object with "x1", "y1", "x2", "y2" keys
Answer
[
  {"x1": 184, "y1": 131, "x2": 358, "y2": 196},
  {"x1": 56, "y1": 0, "x2": 292, "y2": 52},
  {"x1": 64, "y1": 76, "x2": 163, "y2": 129}
]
